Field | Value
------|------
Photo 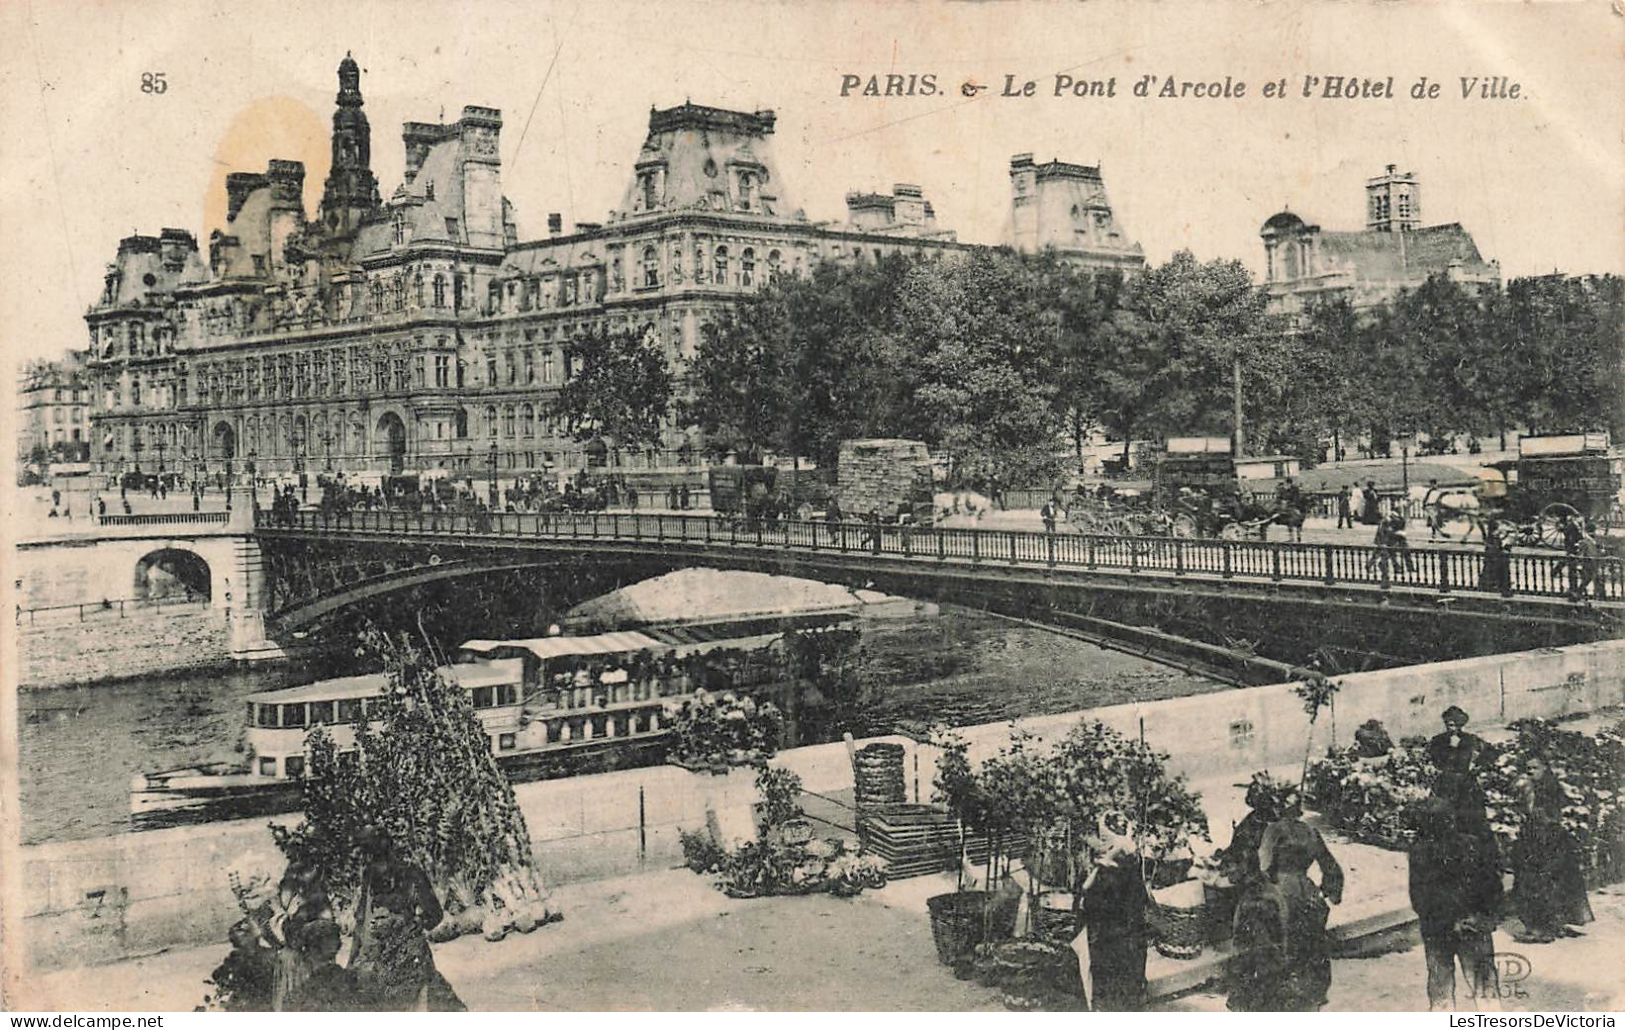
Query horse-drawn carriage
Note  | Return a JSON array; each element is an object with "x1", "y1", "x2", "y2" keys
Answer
[
  {"x1": 1423, "y1": 433, "x2": 1622, "y2": 548},
  {"x1": 1066, "y1": 440, "x2": 1304, "y2": 541}
]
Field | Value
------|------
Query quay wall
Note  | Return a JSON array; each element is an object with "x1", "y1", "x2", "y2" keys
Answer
[{"x1": 16, "y1": 638, "x2": 1625, "y2": 975}]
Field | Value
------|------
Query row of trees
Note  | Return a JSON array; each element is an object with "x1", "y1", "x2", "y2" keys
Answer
[{"x1": 546, "y1": 250, "x2": 1624, "y2": 488}]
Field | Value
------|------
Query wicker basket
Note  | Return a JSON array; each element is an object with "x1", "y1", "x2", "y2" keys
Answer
[
  {"x1": 926, "y1": 890, "x2": 1021, "y2": 967},
  {"x1": 1151, "y1": 880, "x2": 1207, "y2": 961}
]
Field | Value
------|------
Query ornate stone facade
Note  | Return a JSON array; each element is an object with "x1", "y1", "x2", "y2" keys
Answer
[{"x1": 85, "y1": 57, "x2": 1144, "y2": 482}]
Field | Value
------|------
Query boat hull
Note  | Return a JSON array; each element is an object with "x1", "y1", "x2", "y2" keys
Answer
[{"x1": 129, "y1": 736, "x2": 671, "y2": 831}]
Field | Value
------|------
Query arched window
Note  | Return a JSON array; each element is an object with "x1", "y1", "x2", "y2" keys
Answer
[
  {"x1": 767, "y1": 249, "x2": 781, "y2": 276},
  {"x1": 521, "y1": 404, "x2": 535, "y2": 437},
  {"x1": 641, "y1": 246, "x2": 659, "y2": 288},
  {"x1": 370, "y1": 281, "x2": 384, "y2": 312},
  {"x1": 485, "y1": 406, "x2": 498, "y2": 438},
  {"x1": 432, "y1": 274, "x2": 447, "y2": 308},
  {"x1": 393, "y1": 274, "x2": 405, "y2": 310},
  {"x1": 454, "y1": 408, "x2": 469, "y2": 439},
  {"x1": 414, "y1": 272, "x2": 425, "y2": 307},
  {"x1": 714, "y1": 246, "x2": 729, "y2": 285},
  {"x1": 503, "y1": 405, "x2": 516, "y2": 437},
  {"x1": 741, "y1": 248, "x2": 756, "y2": 287}
]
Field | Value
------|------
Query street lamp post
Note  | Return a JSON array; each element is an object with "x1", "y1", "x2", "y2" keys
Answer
[
  {"x1": 488, "y1": 440, "x2": 499, "y2": 509},
  {"x1": 224, "y1": 455, "x2": 234, "y2": 511}
]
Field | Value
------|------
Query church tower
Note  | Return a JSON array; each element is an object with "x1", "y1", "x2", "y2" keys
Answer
[
  {"x1": 1365, "y1": 164, "x2": 1420, "y2": 233},
  {"x1": 319, "y1": 53, "x2": 381, "y2": 237}
]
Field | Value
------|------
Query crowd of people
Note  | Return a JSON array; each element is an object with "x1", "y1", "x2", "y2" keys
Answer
[{"x1": 1202, "y1": 704, "x2": 1595, "y2": 1012}]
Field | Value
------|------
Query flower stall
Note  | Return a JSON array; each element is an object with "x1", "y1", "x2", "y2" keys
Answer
[
  {"x1": 1306, "y1": 715, "x2": 1625, "y2": 885},
  {"x1": 664, "y1": 688, "x2": 784, "y2": 772},
  {"x1": 677, "y1": 763, "x2": 890, "y2": 898}
]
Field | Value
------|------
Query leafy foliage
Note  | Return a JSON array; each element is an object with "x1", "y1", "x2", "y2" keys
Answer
[
  {"x1": 663, "y1": 688, "x2": 783, "y2": 770},
  {"x1": 549, "y1": 326, "x2": 674, "y2": 450},
  {"x1": 269, "y1": 627, "x2": 550, "y2": 933}
]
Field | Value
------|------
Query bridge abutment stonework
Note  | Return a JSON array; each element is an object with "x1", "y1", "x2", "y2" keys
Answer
[{"x1": 16, "y1": 510, "x2": 285, "y2": 664}]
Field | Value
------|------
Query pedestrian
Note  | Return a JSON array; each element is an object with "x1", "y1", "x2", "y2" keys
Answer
[
  {"x1": 667, "y1": 485, "x2": 680, "y2": 510},
  {"x1": 1565, "y1": 518, "x2": 1599, "y2": 602},
  {"x1": 192, "y1": 490, "x2": 201, "y2": 512},
  {"x1": 679, "y1": 483, "x2": 690, "y2": 510},
  {"x1": 1423, "y1": 478, "x2": 1447, "y2": 540},
  {"x1": 123, "y1": 498, "x2": 132, "y2": 515},
  {"x1": 1040, "y1": 498, "x2": 1058, "y2": 534},
  {"x1": 97, "y1": 496, "x2": 107, "y2": 518},
  {"x1": 825, "y1": 497, "x2": 843, "y2": 524},
  {"x1": 1253, "y1": 804, "x2": 1343, "y2": 1011},
  {"x1": 1407, "y1": 796, "x2": 1503, "y2": 1011},
  {"x1": 863, "y1": 508, "x2": 882, "y2": 553},
  {"x1": 1479, "y1": 518, "x2": 1511, "y2": 594},
  {"x1": 1359, "y1": 480, "x2": 1381, "y2": 526},
  {"x1": 1511, "y1": 756, "x2": 1595, "y2": 944},
  {"x1": 1336, "y1": 485, "x2": 1353, "y2": 529},
  {"x1": 1425, "y1": 706, "x2": 1491, "y2": 832},
  {"x1": 627, "y1": 485, "x2": 638, "y2": 510},
  {"x1": 348, "y1": 825, "x2": 464, "y2": 1011},
  {"x1": 1078, "y1": 812, "x2": 1149, "y2": 1011},
  {"x1": 52, "y1": 488, "x2": 61, "y2": 508},
  {"x1": 1275, "y1": 477, "x2": 1306, "y2": 543}
]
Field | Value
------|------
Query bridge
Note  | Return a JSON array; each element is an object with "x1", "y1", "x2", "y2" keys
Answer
[
  {"x1": 249, "y1": 508, "x2": 1624, "y2": 669},
  {"x1": 18, "y1": 506, "x2": 1621, "y2": 667}
]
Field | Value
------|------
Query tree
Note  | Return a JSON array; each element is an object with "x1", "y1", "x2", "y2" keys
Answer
[
  {"x1": 1093, "y1": 251, "x2": 1269, "y2": 461},
  {"x1": 271, "y1": 627, "x2": 554, "y2": 940},
  {"x1": 686, "y1": 258, "x2": 916, "y2": 467},
  {"x1": 893, "y1": 251, "x2": 1069, "y2": 487},
  {"x1": 550, "y1": 327, "x2": 673, "y2": 452}
]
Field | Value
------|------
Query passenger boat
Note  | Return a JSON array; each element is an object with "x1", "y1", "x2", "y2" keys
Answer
[{"x1": 129, "y1": 621, "x2": 833, "y2": 829}]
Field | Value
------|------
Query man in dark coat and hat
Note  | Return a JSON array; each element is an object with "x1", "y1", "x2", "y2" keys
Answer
[{"x1": 1408, "y1": 796, "x2": 1503, "y2": 1010}]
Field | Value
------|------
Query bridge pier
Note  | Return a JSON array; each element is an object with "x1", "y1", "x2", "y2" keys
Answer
[{"x1": 226, "y1": 532, "x2": 287, "y2": 662}]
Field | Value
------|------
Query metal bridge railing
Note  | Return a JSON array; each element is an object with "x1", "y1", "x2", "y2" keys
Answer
[{"x1": 258, "y1": 508, "x2": 1624, "y2": 604}]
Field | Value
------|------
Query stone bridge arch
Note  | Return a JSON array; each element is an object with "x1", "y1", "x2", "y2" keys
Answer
[{"x1": 132, "y1": 547, "x2": 213, "y2": 601}]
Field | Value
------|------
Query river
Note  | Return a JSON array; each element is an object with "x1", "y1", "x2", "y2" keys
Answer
[{"x1": 16, "y1": 608, "x2": 1223, "y2": 845}]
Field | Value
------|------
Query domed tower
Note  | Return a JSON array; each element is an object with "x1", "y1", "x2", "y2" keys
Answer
[{"x1": 319, "y1": 52, "x2": 381, "y2": 237}]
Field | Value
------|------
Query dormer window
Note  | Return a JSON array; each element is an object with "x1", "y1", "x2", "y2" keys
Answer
[
  {"x1": 393, "y1": 214, "x2": 405, "y2": 246},
  {"x1": 445, "y1": 218, "x2": 459, "y2": 238},
  {"x1": 426, "y1": 182, "x2": 436, "y2": 201},
  {"x1": 738, "y1": 172, "x2": 757, "y2": 212},
  {"x1": 639, "y1": 173, "x2": 658, "y2": 212}
]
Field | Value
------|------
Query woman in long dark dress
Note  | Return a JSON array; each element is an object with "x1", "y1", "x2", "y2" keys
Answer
[
  {"x1": 348, "y1": 829, "x2": 465, "y2": 1011},
  {"x1": 1247, "y1": 807, "x2": 1344, "y2": 1011},
  {"x1": 1512, "y1": 758, "x2": 1595, "y2": 943},
  {"x1": 1078, "y1": 813, "x2": 1149, "y2": 1012}
]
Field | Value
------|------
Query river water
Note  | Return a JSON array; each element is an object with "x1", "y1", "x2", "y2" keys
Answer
[{"x1": 16, "y1": 609, "x2": 1221, "y2": 845}]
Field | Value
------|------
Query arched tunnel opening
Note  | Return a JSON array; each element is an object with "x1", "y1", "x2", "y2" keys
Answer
[{"x1": 133, "y1": 548, "x2": 212, "y2": 602}]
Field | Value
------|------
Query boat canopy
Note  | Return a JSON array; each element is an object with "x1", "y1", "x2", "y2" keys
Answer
[
  {"x1": 458, "y1": 631, "x2": 669, "y2": 663},
  {"x1": 245, "y1": 658, "x2": 523, "y2": 704}
]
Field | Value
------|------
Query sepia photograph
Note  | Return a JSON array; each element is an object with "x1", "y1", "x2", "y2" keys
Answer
[{"x1": 2, "y1": 0, "x2": 1622, "y2": 1016}]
